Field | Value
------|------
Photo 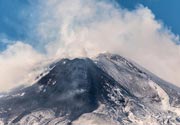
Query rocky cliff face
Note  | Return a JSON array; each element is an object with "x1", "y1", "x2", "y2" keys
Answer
[{"x1": 0, "y1": 54, "x2": 179, "y2": 125}]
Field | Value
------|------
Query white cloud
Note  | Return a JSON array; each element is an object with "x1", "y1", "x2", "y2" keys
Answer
[
  {"x1": 0, "y1": 0, "x2": 180, "y2": 92},
  {"x1": 0, "y1": 42, "x2": 46, "y2": 92},
  {"x1": 32, "y1": 0, "x2": 180, "y2": 86}
]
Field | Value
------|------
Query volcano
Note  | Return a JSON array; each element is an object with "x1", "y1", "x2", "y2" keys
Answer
[{"x1": 0, "y1": 53, "x2": 179, "y2": 125}]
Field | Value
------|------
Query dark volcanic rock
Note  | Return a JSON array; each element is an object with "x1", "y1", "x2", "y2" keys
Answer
[{"x1": 0, "y1": 54, "x2": 179, "y2": 125}]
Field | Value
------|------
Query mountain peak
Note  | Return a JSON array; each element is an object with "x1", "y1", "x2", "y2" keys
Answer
[{"x1": 0, "y1": 53, "x2": 179, "y2": 125}]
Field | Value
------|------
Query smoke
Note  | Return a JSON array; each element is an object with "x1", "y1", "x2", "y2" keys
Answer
[
  {"x1": 0, "y1": 42, "x2": 46, "y2": 91},
  {"x1": 0, "y1": 0, "x2": 180, "y2": 92}
]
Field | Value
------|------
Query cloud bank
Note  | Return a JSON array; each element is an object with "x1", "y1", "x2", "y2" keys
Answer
[{"x1": 0, "y1": 0, "x2": 180, "y2": 92}]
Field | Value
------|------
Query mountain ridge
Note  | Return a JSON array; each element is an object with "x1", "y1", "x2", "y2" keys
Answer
[{"x1": 0, "y1": 53, "x2": 179, "y2": 125}]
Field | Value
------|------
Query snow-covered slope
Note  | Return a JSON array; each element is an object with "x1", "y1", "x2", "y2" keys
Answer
[{"x1": 0, "y1": 53, "x2": 179, "y2": 125}]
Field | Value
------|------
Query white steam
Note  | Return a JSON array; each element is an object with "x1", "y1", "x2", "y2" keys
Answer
[
  {"x1": 0, "y1": 0, "x2": 180, "y2": 92},
  {"x1": 0, "y1": 42, "x2": 46, "y2": 92}
]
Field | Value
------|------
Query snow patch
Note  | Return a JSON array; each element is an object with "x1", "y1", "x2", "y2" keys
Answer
[{"x1": 149, "y1": 80, "x2": 180, "y2": 115}]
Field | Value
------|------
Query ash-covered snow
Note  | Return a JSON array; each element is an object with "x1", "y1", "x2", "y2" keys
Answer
[{"x1": 0, "y1": 53, "x2": 179, "y2": 125}]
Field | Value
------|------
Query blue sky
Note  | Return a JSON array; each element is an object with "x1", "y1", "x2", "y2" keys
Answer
[
  {"x1": 0, "y1": 0, "x2": 180, "y2": 50},
  {"x1": 117, "y1": 0, "x2": 180, "y2": 36},
  {"x1": 0, "y1": 0, "x2": 29, "y2": 50}
]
